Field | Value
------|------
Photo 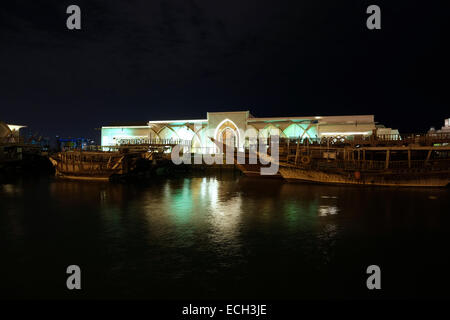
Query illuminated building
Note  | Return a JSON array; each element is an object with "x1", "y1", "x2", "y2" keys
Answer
[
  {"x1": 101, "y1": 111, "x2": 397, "y2": 153},
  {"x1": 0, "y1": 122, "x2": 26, "y2": 143},
  {"x1": 429, "y1": 118, "x2": 450, "y2": 134}
]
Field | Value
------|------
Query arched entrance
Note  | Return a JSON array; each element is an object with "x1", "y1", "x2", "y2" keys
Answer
[
  {"x1": 215, "y1": 119, "x2": 239, "y2": 153},
  {"x1": 220, "y1": 127, "x2": 237, "y2": 153}
]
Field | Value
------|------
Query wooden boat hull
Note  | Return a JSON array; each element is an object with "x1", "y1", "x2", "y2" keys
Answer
[
  {"x1": 54, "y1": 171, "x2": 110, "y2": 181},
  {"x1": 209, "y1": 138, "x2": 282, "y2": 178},
  {"x1": 279, "y1": 165, "x2": 450, "y2": 187},
  {"x1": 236, "y1": 163, "x2": 282, "y2": 178},
  {"x1": 49, "y1": 151, "x2": 130, "y2": 182}
]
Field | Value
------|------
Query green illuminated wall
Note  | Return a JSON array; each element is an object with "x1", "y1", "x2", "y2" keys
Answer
[
  {"x1": 283, "y1": 123, "x2": 318, "y2": 140},
  {"x1": 101, "y1": 127, "x2": 151, "y2": 146}
]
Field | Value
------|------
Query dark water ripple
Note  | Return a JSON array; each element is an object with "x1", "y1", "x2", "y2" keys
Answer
[{"x1": 1, "y1": 174, "x2": 449, "y2": 299}]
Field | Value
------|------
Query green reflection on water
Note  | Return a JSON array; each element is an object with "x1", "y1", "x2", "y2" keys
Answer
[{"x1": 166, "y1": 178, "x2": 194, "y2": 224}]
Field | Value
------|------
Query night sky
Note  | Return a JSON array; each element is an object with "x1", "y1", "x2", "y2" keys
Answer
[{"x1": 1, "y1": 1, "x2": 449, "y2": 141}]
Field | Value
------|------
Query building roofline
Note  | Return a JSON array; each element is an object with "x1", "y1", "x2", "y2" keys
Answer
[
  {"x1": 249, "y1": 115, "x2": 375, "y2": 122},
  {"x1": 148, "y1": 119, "x2": 207, "y2": 124},
  {"x1": 102, "y1": 114, "x2": 376, "y2": 128},
  {"x1": 207, "y1": 111, "x2": 250, "y2": 114},
  {"x1": 102, "y1": 125, "x2": 150, "y2": 129}
]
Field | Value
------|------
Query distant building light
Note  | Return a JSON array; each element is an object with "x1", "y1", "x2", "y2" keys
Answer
[{"x1": 7, "y1": 124, "x2": 26, "y2": 131}]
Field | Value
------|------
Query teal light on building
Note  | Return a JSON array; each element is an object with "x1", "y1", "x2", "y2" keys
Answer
[{"x1": 101, "y1": 111, "x2": 397, "y2": 153}]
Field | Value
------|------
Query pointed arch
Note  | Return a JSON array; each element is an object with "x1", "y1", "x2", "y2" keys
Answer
[
  {"x1": 283, "y1": 123, "x2": 303, "y2": 138},
  {"x1": 259, "y1": 124, "x2": 285, "y2": 138},
  {"x1": 158, "y1": 126, "x2": 179, "y2": 140},
  {"x1": 192, "y1": 126, "x2": 205, "y2": 146},
  {"x1": 214, "y1": 118, "x2": 241, "y2": 148},
  {"x1": 173, "y1": 126, "x2": 195, "y2": 141},
  {"x1": 148, "y1": 127, "x2": 160, "y2": 140}
]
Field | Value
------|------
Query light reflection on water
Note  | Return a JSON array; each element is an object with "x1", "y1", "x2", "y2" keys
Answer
[
  {"x1": 1, "y1": 184, "x2": 22, "y2": 196},
  {"x1": 1, "y1": 175, "x2": 450, "y2": 299},
  {"x1": 318, "y1": 206, "x2": 339, "y2": 216}
]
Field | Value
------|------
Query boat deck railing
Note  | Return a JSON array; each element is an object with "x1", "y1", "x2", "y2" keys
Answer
[
  {"x1": 60, "y1": 139, "x2": 191, "y2": 152},
  {"x1": 277, "y1": 132, "x2": 450, "y2": 147},
  {"x1": 309, "y1": 159, "x2": 450, "y2": 171},
  {"x1": 116, "y1": 138, "x2": 191, "y2": 146}
]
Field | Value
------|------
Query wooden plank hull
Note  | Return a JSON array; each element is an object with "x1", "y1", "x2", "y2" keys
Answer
[
  {"x1": 208, "y1": 138, "x2": 282, "y2": 178},
  {"x1": 54, "y1": 171, "x2": 110, "y2": 181},
  {"x1": 279, "y1": 165, "x2": 450, "y2": 187},
  {"x1": 236, "y1": 163, "x2": 282, "y2": 178},
  {"x1": 49, "y1": 151, "x2": 129, "y2": 181}
]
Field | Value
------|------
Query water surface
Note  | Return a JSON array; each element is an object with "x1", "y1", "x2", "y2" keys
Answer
[{"x1": 1, "y1": 174, "x2": 449, "y2": 299}]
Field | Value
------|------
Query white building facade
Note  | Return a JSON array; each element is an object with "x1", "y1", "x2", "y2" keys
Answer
[{"x1": 101, "y1": 111, "x2": 389, "y2": 153}]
